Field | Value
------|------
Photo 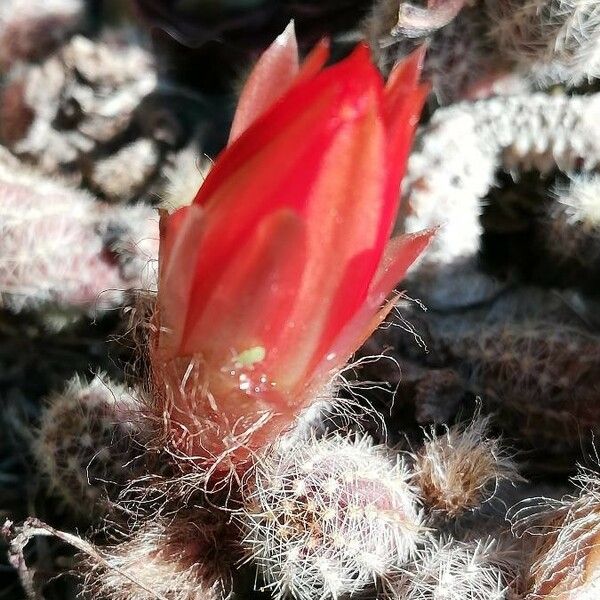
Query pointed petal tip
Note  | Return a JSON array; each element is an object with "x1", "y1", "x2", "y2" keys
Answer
[
  {"x1": 346, "y1": 41, "x2": 374, "y2": 66},
  {"x1": 337, "y1": 42, "x2": 385, "y2": 92},
  {"x1": 411, "y1": 44, "x2": 428, "y2": 69},
  {"x1": 227, "y1": 22, "x2": 300, "y2": 146},
  {"x1": 292, "y1": 37, "x2": 330, "y2": 85},
  {"x1": 310, "y1": 37, "x2": 332, "y2": 63},
  {"x1": 276, "y1": 20, "x2": 297, "y2": 48},
  {"x1": 387, "y1": 45, "x2": 427, "y2": 92},
  {"x1": 317, "y1": 37, "x2": 331, "y2": 52}
]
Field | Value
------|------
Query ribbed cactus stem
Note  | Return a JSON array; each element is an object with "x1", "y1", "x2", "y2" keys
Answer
[{"x1": 400, "y1": 92, "x2": 600, "y2": 308}]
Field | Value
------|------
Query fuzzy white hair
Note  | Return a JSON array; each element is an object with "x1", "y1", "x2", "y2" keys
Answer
[
  {"x1": 487, "y1": 0, "x2": 600, "y2": 86},
  {"x1": 81, "y1": 509, "x2": 232, "y2": 600},
  {"x1": 553, "y1": 173, "x2": 600, "y2": 230},
  {"x1": 160, "y1": 145, "x2": 212, "y2": 213},
  {"x1": 34, "y1": 374, "x2": 145, "y2": 516},
  {"x1": 511, "y1": 466, "x2": 600, "y2": 598},
  {"x1": 240, "y1": 434, "x2": 424, "y2": 600},
  {"x1": 394, "y1": 536, "x2": 516, "y2": 600},
  {"x1": 0, "y1": 152, "x2": 158, "y2": 320},
  {"x1": 413, "y1": 417, "x2": 520, "y2": 518}
]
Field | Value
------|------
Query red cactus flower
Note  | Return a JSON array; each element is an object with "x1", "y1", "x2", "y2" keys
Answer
[{"x1": 152, "y1": 23, "x2": 432, "y2": 471}]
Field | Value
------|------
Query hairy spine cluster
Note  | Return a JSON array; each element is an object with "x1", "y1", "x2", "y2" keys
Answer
[{"x1": 240, "y1": 435, "x2": 423, "y2": 600}]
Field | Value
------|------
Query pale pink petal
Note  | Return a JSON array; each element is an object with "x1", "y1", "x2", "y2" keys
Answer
[{"x1": 228, "y1": 21, "x2": 300, "y2": 144}]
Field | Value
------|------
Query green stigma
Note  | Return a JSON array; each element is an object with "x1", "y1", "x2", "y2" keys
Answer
[{"x1": 234, "y1": 346, "x2": 266, "y2": 367}]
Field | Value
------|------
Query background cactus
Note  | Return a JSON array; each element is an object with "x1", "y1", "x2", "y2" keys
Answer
[
  {"x1": 486, "y1": 0, "x2": 600, "y2": 86},
  {"x1": 240, "y1": 435, "x2": 424, "y2": 600},
  {"x1": 0, "y1": 151, "x2": 158, "y2": 323},
  {"x1": 0, "y1": 34, "x2": 157, "y2": 184},
  {"x1": 34, "y1": 375, "x2": 147, "y2": 517},
  {"x1": 81, "y1": 508, "x2": 235, "y2": 600},
  {"x1": 359, "y1": 290, "x2": 600, "y2": 468},
  {"x1": 0, "y1": 31, "x2": 206, "y2": 204},
  {"x1": 512, "y1": 467, "x2": 600, "y2": 598},
  {"x1": 0, "y1": 0, "x2": 84, "y2": 71},
  {"x1": 367, "y1": 0, "x2": 600, "y2": 102},
  {"x1": 454, "y1": 324, "x2": 600, "y2": 438},
  {"x1": 366, "y1": 3, "x2": 507, "y2": 104},
  {"x1": 393, "y1": 536, "x2": 518, "y2": 600},
  {"x1": 413, "y1": 418, "x2": 519, "y2": 519},
  {"x1": 400, "y1": 92, "x2": 600, "y2": 308}
]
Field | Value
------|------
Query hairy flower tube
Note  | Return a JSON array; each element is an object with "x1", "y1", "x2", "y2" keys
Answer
[{"x1": 151, "y1": 24, "x2": 432, "y2": 471}]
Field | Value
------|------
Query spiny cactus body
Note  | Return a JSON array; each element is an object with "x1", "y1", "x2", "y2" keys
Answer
[
  {"x1": 401, "y1": 92, "x2": 600, "y2": 308},
  {"x1": 0, "y1": 34, "x2": 157, "y2": 175},
  {"x1": 449, "y1": 324, "x2": 600, "y2": 453},
  {"x1": 85, "y1": 138, "x2": 160, "y2": 203},
  {"x1": 0, "y1": 32, "x2": 195, "y2": 203},
  {"x1": 369, "y1": 0, "x2": 600, "y2": 100},
  {"x1": 241, "y1": 435, "x2": 423, "y2": 600},
  {"x1": 0, "y1": 153, "x2": 158, "y2": 321},
  {"x1": 81, "y1": 509, "x2": 234, "y2": 600},
  {"x1": 393, "y1": 536, "x2": 516, "y2": 600},
  {"x1": 414, "y1": 298, "x2": 600, "y2": 455},
  {"x1": 404, "y1": 92, "x2": 600, "y2": 238},
  {"x1": 487, "y1": 0, "x2": 600, "y2": 86},
  {"x1": 357, "y1": 287, "x2": 600, "y2": 463},
  {"x1": 536, "y1": 174, "x2": 600, "y2": 287},
  {"x1": 513, "y1": 468, "x2": 600, "y2": 599},
  {"x1": 0, "y1": 0, "x2": 83, "y2": 70},
  {"x1": 34, "y1": 375, "x2": 146, "y2": 516},
  {"x1": 413, "y1": 418, "x2": 519, "y2": 518}
]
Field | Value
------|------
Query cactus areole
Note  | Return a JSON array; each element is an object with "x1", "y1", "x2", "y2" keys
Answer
[{"x1": 150, "y1": 23, "x2": 433, "y2": 470}]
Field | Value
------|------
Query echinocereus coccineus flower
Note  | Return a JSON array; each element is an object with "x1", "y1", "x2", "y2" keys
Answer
[{"x1": 151, "y1": 23, "x2": 433, "y2": 472}]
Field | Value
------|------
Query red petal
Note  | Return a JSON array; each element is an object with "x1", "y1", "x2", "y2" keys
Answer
[
  {"x1": 309, "y1": 229, "x2": 434, "y2": 384},
  {"x1": 157, "y1": 205, "x2": 206, "y2": 357},
  {"x1": 179, "y1": 47, "x2": 384, "y2": 358},
  {"x1": 262, "y1": 51, "x2": 390, "y2": 384},
  {"x1": 181, "y1": 209, "x2": 306, "y2": 358},
  {"x1": 384, "y1": 84, "x2": 429, "y2": 190},
  {"x1": 369, "y1": 229, "x2": 436, "y2": 303},
  {"x1": 293, "y1": 38, "x2": 330, "y2": 85},
  {"x1": 157, "y1": 207, "x2": 187, "y2": 277},
  {"x1": 228, "y1": 21, "x2": 299, "y2": 145},
  {"x1": 375, "y1": 49, "x2": 429, "y2": 252},
  {"x1": 384, "y1": 47, "x2": 428, "y2": 178},
  {"x1": 384, "y1": 45, "x2": 426, "y2": 117},
  {"x1": 379, "y1": 82, "x2": 428, "y2": 253}
]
